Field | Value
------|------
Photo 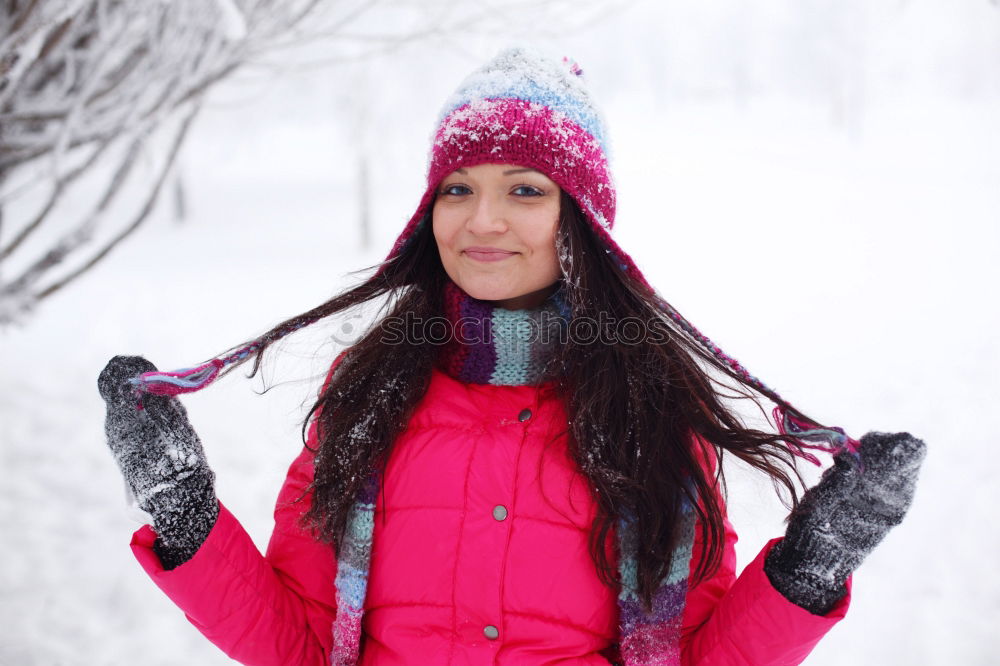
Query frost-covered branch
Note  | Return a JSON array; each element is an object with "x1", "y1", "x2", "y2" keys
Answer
[
  {"x1": 0, "y1": 0, "x2": 333, "y2": 325},
  {"x1": 35, "y1": 106, "x2": 199, "y2": 302}
]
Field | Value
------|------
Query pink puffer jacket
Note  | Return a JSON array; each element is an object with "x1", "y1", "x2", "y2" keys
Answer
[{"x1": 131, "y1": 366, "x2": 849, "y2": 665}]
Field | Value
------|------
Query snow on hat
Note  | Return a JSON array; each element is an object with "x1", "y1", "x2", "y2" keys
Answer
[{"x1": 383, "y1": 46, "x2": 651, "y2": 288}]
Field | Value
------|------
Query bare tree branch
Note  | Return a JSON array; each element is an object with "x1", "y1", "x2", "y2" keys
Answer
[
  {"x1": 34, "y1": 105, "x2": 198, "y2": 302},
  {"x1": 0, "y1": 147, "x2": 96, "y2": 257},
  {"x1": 2, "y1": 135, "x2": 145, "y2": 296}
]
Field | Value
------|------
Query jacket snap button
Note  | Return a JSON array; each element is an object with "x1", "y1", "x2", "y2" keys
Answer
[
  {"x1": 483, "y1": 625, "x2": 499, "y2": 640},
  {"x1": 492, "y1": 505, "x2": 508, "y2": 521},
  {"x1": 517, "y1": 408, "x2": 532, "y2": 422}
]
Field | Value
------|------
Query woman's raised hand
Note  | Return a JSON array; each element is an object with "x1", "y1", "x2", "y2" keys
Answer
[
  {"x1": 764, "y1": 431, "x2": 927, "y2": 615},
  {"x1": 98, "y1": 355, "x2": 219, "y2": 569}
]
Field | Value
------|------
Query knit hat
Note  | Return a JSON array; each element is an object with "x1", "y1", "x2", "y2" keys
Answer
[
  {"x1": 384, "y1": 46, "x2": 649, "y2": 288},
  {"x1": 131, "y1": 47, "x2": 857, "y2": 462}
]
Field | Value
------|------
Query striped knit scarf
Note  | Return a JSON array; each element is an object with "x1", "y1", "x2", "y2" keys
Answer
[{"x1": 328, "y1": 280, "x2": 697, "y2": 666}]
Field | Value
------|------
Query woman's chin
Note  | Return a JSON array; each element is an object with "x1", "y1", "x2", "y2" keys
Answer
[
  {"x1": 464, "y1": 283, "x2": 559, "y2": 310},
  {"x1": 462, "y1": 284, "x2": 518, "y2": 303}
]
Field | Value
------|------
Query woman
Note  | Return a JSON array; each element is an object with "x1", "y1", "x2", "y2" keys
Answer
[{"x1": 99, "y1": 47, "x2": 925, "y2": 665}]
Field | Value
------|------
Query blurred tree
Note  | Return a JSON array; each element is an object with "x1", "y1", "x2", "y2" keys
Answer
[
  {"x1": 0, "y1": 0, "x2": 328, "y2": 324},
  {"x1": 0, "y1": 0, "x2": 623, "y2": 325}
]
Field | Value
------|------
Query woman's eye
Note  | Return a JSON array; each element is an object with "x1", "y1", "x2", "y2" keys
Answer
[
  {"x1": 512, "y1": 185, "x2": 543, "y2": 197},
  {"x1": 440, "y1": 184, "x2": 471, "y2": 196}
]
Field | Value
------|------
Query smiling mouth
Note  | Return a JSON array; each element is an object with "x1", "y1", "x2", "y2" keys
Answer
[{"x1": 463, "y1": 249, "x2": 517, "y2": 262}]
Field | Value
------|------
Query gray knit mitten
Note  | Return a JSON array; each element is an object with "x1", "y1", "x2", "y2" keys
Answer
[
  {"x1": 764, "y1": 431, "x2": 926, "y2": 615},
  {"x1": 99, "y1": 355, "x2": 219, "y2": 570}
]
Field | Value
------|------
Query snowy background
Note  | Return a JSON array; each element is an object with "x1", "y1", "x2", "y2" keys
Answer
[{"x1": 2, "y1": 1, "x2": 998, "y2": 664}]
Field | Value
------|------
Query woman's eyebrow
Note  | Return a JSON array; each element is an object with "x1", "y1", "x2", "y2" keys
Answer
[{"x1": 503, "y1": 168, "x2": 538, "y2": 176}]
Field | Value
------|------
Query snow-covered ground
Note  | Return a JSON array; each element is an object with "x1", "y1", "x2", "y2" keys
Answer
[{"x1": 2, "y1": 4, "x2": 998, "y2": 664}]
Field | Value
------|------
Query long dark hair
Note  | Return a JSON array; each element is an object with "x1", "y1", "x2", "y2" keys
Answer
[{"x1": 230, "y1": 192, "x2": 815, "y2": 610}]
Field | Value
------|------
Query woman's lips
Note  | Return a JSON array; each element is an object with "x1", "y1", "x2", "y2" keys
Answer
[{"x1": 463, "y1": 248, "x2": 517, "y2": 262}]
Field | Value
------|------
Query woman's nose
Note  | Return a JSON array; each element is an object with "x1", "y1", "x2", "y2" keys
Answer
[{"x1": 466, "y1": 194, "x2": 508, "y2": 234}]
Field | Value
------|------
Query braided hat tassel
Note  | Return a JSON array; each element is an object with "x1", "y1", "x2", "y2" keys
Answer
[{"x1": 130, "y1": 318, "x2": 318, "y2": 396}]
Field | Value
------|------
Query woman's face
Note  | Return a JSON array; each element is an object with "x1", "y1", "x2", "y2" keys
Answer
[{"x1": 432, "y1": 163, "x2": 562, "y2": 310}]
